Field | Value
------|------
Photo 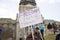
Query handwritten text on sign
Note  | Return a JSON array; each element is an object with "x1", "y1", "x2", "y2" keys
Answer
[{"x1": 19, "y1": 8, "x2": 43, "y2": 28}]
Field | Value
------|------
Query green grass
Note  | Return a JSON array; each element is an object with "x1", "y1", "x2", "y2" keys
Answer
[{"x1": 44, "y1": 34, "x2": 56, "y2": 40}]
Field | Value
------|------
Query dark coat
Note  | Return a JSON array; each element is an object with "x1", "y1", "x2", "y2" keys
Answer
[
  {"x1": 56, "y1": 34, "x2": 60, "y2": 40},
  {"x1": 47, "y1": 23, "x2": 52, "y2": 29}
]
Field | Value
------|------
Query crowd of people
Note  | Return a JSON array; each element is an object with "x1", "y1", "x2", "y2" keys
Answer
[
  {"x1": 26, "y1": 23, "x2": 44, "y2": 40},
  {"x1": 47, "y1": 22, "x2": 58, "y2": 34},
  {"x1": 26, "y1": 27, "x2": 44, "y2": 40},
  {"x1": 47, "y1": 22, "x2": 60, "y2": 40},
  {"x1": 25, "y1": 22, "x2": 60, "y2": 40}
]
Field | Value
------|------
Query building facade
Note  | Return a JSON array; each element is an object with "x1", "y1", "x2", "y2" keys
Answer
[{"x1": 0, "y1": 18, "x2": 16, "y2": 40}]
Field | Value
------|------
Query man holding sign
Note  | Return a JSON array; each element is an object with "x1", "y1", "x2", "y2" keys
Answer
[{"x1": 26, "y1": 27, "x2": 42, "y2": 40}]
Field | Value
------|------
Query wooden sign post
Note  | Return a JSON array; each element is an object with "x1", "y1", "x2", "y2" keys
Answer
[{"x1": 31, "y1": 26, "x2": 34, "y2": 40}]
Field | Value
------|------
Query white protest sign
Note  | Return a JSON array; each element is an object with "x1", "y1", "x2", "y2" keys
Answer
[{"x1": 19, "y1": 8, "x2": 43, "y2": 28}]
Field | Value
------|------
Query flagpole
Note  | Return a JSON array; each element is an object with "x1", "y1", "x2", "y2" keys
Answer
[
  {"x1": 24, "y1": 28, "x2": 26, "y2": 40},
  {"x1": 31, "y1": 25, "x2": 34, "y2": 40}
]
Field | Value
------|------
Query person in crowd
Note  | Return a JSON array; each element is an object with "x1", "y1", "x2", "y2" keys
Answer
[
  {"x1": 26, "y1": 27, "x2": 42, "y2": 40},
  {"x1": 39, "y1": 23, "x2": 44, "y2": 39},
  {"x1": 58, "y1": 25, "x2": 60, "y2": 31},
  {"x1": 47, "y1": 23, "x2": 52, "y2": 29},
  {"x1": 55, "y1": 34, "x2": 60, "y2": 40},
  {"x1": 34, "y1": 27, "x2": 42, "y2": 40},
  {"x1": 47, "y1": 23, "x2": 54, "y2": 34},
  {"x1": 52, "y1": 23, "x2": 57, "y2": 34}
]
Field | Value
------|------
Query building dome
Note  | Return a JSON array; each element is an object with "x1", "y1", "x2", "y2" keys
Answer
[{"x1": 19, "y1": 0, "x2": 36, "y2": 6}]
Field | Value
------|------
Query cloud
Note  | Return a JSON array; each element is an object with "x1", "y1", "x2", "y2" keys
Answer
[
  {"x1": 0, "y1": 7, "x2": 16, "y2": 19},
  {"x1": 49, "y1": 0, "x2": 55, "y2": 4},
  {"x1": 56, "y1": 0, "x2": 60, "y2": 3},
  {"x1": 36, "y1": 0, "x2": 49, "y2": 3},
  {"x1": 0, "y1": 0, "x2": 20, "y2": 19},
  {"x1": 36, "y1": 0, "x2": 60, "y2": 4},
  {"x1": 9, "y1": 0, "x2": 20, "y2": 3}
]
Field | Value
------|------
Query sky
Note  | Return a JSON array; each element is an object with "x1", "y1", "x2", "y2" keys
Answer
[{"x1": 0, "y1": 0, "x2": 60, "y2": 21}]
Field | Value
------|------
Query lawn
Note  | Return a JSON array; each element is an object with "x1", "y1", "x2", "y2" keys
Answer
[{"x1": 44, "y1": 34, "x2": 56, "y2": 40}]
